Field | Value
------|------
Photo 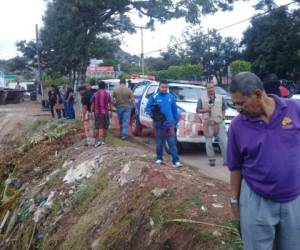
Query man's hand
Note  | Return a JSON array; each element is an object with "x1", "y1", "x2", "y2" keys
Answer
[
  {"x1": 206, "y1": 107, "x2": 212, "y2": 113},
  {"x1": 231, "y1": 204, "x2": 240, "y2": 220}
]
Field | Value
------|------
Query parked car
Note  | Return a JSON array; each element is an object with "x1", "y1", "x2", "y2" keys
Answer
[{"x1": 130, "y1": 81, "x2": 238, "y2": 152}]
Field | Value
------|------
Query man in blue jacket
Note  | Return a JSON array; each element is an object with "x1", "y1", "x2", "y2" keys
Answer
[{"x1": 145, "y1": 80, "x2": 182, "y2": 168}]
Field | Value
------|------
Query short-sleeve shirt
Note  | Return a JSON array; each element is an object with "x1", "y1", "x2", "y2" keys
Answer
[
  {"x1": 227, "y1": 95, "x2": 300, "y2": 202},
  {"x1": 112, "y1": 85, "x2": 133, "y2": 107},
  {"x1": 81, "y1": 90, "x2": 93, "y2": 112},
  {"x1": 92, "y1": 90, "x2": 111, "y2": 114}
]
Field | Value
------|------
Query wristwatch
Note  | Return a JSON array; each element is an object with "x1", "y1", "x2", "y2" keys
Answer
[{"x1": 229, "y1": 198, "x2": 239, "y2": 206}]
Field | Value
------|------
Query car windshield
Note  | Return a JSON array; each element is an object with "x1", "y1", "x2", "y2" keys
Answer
[
  {"x1": 215, "y1": 86, "x2": 228, "y2": 96},
  {"x1": 169, "y1": 85, "x2": 204, "y2": 103}
]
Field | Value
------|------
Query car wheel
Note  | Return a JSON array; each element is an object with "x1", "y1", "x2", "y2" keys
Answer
[{"x1": 131, "y1": 114, "x2": 142, "y2": 136}]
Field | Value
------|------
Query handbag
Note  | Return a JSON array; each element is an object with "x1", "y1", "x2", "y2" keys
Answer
[{"x1": 55, "y1": 103, "x2": 64, "y2": 110}]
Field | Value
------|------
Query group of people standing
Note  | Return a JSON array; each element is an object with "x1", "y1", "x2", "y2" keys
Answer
[
  {"x1": 78, "y1": 80, "x2": 135, "y2": 147},
  {"x1": 48, "y1": 83, "x2": 75, "y2": 119}
]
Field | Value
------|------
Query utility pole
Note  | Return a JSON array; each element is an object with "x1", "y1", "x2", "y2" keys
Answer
[
  {"x1": 135, "y1": 26, "x2": 146, "y2": 75},
  {"x1": 141, "y1": 26, "x2": 145, "y2": 75},
  {"x1": 35, "y1": 24, "x2": 43, "y2": 97}
]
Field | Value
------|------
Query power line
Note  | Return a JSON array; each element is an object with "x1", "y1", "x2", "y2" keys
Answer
[{"x1": 144, "y1": 0, "x2": 298, "y2": 56}]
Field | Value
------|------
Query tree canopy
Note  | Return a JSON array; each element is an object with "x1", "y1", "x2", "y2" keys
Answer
[
  {"x1": 37, "y1": 0, "x2": 238, "y2": 84},
  {"x1": 242, "y1": 6, "x2": 300, "y2": 79},
  {"x1": 185, "y1": 30, "x2": 240, "y2": 84}
]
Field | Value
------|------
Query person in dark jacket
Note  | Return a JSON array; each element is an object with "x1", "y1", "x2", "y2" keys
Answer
[{"x1": 48, "y1": 85, "x2": 62, "y2": 119}]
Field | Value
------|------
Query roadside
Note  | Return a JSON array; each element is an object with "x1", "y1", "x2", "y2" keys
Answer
[
  {"x1": 130, "y1": 129, "x2": 230, "y2": 183},
  {"x1": 0, "y1": 102, "x2": 240, "y2": 250}
]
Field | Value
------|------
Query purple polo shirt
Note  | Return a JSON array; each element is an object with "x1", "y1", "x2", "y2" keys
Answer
[{"x1": 227, "y1": 95, "x2": 300, "y2": 202}]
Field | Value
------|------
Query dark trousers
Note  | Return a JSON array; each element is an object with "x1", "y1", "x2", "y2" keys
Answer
[{"x1": 50, "y1": 104, "x2": 62, "y2": 119}]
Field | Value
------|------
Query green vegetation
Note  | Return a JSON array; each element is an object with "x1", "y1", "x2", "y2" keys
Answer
[
  {"x1": 72, "y1": 171, "x2": 109, "y2": 212},
  {"x1": 229, "y1": 60, "x2": 252, "y2": 76}
]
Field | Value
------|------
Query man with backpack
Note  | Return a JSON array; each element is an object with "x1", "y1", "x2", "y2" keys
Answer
[
  {"x1": 145, "y1": 80, "x2": 182, "y2": 168},
  {"x1": 92, "y1": 81, "x2": 112, "y2": 147}
]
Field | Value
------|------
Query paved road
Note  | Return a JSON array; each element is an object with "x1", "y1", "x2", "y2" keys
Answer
[{"x1": 131, "y1": 134, "x2": 230, "y2": 183}]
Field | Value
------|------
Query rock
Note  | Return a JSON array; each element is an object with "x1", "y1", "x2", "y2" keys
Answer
[
  {"x1": 205, "y1": 182, "x2": 215, "y2": 187},
  {"x1": 68, "y1": 190, "x2": 74, "y2": 195},
  {"x1": 212, "y1": 230, "x2": 222, "y2": 237},
  {"x1": 91, "y1": 238, "x2": 101, "y2": 249},
  {"x1": 149, "y1": 229, "x2": 156, "y2": 238},
  {"x1": 151, "y1": 188, "x2": 167, "y2": 198},
  {"x1": 212, "y1": 203, "x2": 224, "y2": 208},
  {"x1": 201, "y1": 205, "x2": 207, "y2": 212},
  {"x1": 149, "y1": 217, "x2": 155, "y2": 226}
]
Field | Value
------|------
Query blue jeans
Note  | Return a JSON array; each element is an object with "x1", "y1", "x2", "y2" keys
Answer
[
  {"x1": 116, "y1": 106, "x2": 131, "y2": 137},
  {"x1": 67, "y1": 101, "x2": 75, "y2": 119},
  {"x1": 155, "y1": 126, "x2": 180, "y2": 164},
  {"x1": 62, "y1": 98, "x2": 68, "y2": 118}
]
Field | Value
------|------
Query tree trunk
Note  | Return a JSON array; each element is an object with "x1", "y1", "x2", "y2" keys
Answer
[{"x1": 77, "y1": 55, "x2": 88, "y2": 87}]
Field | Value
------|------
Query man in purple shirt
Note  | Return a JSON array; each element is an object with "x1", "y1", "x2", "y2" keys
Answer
[{"x1": 227, "y1": 72, "x2": 300, "y2": 250}]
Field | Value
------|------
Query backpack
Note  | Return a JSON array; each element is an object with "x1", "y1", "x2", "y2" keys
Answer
[{"x1": 150, "y1": 94, "x2": 166, "y2": 122}]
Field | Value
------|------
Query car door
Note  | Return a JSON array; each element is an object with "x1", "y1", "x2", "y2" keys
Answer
[{"x1": 139, "y1": 84, "x2": 158, "y2": 127}]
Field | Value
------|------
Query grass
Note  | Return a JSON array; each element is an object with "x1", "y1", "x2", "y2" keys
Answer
[
  {"x1": 195, "y1": 229, "x2": 214, "y2": 242},
  {"x1": 99, "y1": 217, "x2": 133, "y2": 250},
  {"x1": 174, "y1": 190, "x2": 204, "y2": 217},
  {"x1": 27, "y1": 118, "x2": 48, "y2": 133},
  {"x1": 72, "y1": 171, "x2": 109, "y2": 212},
  {"x1": 105, "y1": 129, "x2": 129, "y2": 147}
]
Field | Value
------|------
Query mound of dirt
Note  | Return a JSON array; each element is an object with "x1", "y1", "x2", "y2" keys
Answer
[{"x1": 0, "y1": 110, "x2": 241, "y2": 250}]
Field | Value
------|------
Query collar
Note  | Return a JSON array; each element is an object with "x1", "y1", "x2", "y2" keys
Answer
[{"x1": 241, "y1": 94, "x2": 287, "y2": 122}]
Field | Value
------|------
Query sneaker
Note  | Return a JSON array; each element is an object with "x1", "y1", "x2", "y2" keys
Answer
[
  {"x1": 173, "y1": 162, "x2": 183, "y2": 168},
  {"x1": 94, "y1": 141, "x2": 103, "y2": 148},
  {"x1": 155, "y1": 159, "x2": 163, "y2": 165},
  {"x1": 209, "y1": 160, "x2": 215, "y2": 167}
]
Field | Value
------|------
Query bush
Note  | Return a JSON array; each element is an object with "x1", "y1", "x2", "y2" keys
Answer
[{"x1": 229, "y1": 60, "x2": 252, "y2": 76}]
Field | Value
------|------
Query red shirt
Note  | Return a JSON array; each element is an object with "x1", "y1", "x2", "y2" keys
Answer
[
  {"x1": 92, "y1": 90, "x2": 111, "y2": 114},
  {"x1": 279, "y1": 86, "x2": 289, "y2": 97}
]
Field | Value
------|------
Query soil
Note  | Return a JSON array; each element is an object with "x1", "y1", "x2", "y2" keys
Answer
[{"x1": 0, "y1": 103, "x2": 241, "y2": 250}]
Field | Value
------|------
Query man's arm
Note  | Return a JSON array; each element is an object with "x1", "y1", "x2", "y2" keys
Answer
[
  {"x1": 129, "y1": 90, "x2": 135, "y2": 105},
  {"x1": 145, "y1": 95, "x2": 154, "y2": 115},
  {"x1": 230, "y1": 170, "x2": 241, "y2": 220},
  {"x1": 67, "y1": 90, "x2": 73, "y2": 102},
  {"x1": 171, "y1": 96, "x2": 179, "y2": 123},
  {"x1": 227, "y1": 122, "x2": 243, "y2": 220},
  {"x1": 222, "y1": 96, "x2": 227, "y2": 118}
]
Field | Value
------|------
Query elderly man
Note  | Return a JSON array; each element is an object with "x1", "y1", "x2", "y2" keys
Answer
[
  {"x1": 227, "y1": 72, "x2": 300, "y2": 250},
  {"x1": 196, "y1": 81, "x2": 227, "y2": 166}
]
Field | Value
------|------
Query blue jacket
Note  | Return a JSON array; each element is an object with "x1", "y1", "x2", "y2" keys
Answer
[{"x1": 145, "y1": 92, "x2": 179, "y2": 127}]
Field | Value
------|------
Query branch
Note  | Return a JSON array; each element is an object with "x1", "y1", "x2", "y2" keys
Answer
[{"x1": 164, "y1": 219, "x2": 240, "y2": 236}]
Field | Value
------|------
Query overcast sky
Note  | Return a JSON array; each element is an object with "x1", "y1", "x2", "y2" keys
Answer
[{"x1": 0, "y1": 0, "x2": 295, "y2": 60}]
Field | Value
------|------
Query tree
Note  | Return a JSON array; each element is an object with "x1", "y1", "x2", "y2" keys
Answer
[
  {"x1": 37, "y1": 0, "x2": 237, "y2": 85},
  {"x1": 229, "y1": 60, "x2": 252, "y2": 75},
  {"x1": 242, "y1": 7, "x2": 300, "y2": 79},
  {"x1": 149, "y1": 64, "x2": 203, "y2": 80},
  {"x1": 185, "y1": 30, "x2": 240, "y2": 84}
]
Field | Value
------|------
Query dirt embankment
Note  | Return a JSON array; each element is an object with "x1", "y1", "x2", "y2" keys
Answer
[{"x1": 0, "y1": 104, "x2": 241, "y2": 250}]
